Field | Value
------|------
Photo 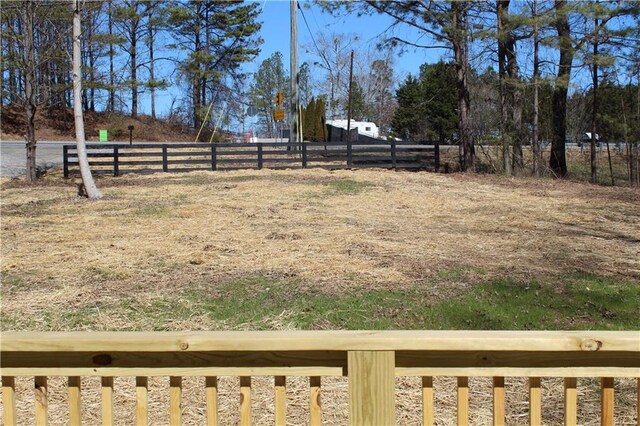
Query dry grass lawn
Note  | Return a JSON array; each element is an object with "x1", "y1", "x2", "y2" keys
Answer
[{"x1": 1, "y1": 168, "x2": 639, "y2": 424}]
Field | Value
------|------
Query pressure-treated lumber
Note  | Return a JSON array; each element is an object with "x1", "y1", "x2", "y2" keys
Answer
[
  {"x1": 564, "y1": 377, "x2": 577, "y2": 426},
  {"x1": 2, "y1": 376, "x2": 16, "y2": 426},
  {"x1": 240, "y1": 376, "x2": 251, "y2": 426},
  {"x1": 529, "y1": 377, "x2": 541, "y2": 425},
  {"x1": 310, "y1": 376, "x2": 322, "y2": 426},
  {"x1": 493, "y1": 376, "x2": 505, "y2": 426},
  {"x1": 68, "y1": 376, "x2": 81, "y2": 425},
  {"x1": 101, "y1": 377, "x2": 113, "y2": 426},
  {"x1": 348, "y1": 351, "x2": 395, "y2": 425},
  {"x1": 205, "y1": 376, "x2": 218, "y2": 426},
  {"x1": 35, "y1": 376, "x2": 47, "y2": 426},
  {"x1": 170, "y1": 376, "x2": 182, "y2": 425},
  {"x1": 3, "y1": 330, "x2": 637, "y2": 352},
  {"x1": 136, "y1": 376, "x2": 148, "y2": 426},
  {"x1": 275, "y1": 376, "x2": 286, "y2": 426},
  {"x1": 457, "y1": 376, "x2": 469, "y2": 426},
  {"x1": 601, "y1": 377, "x2": 614, "y2": 426},
  {"x1": 422, "y1": 376, "x2": 434, "y2": 426}
]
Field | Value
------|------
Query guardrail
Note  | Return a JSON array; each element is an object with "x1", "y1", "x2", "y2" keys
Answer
[
  {"x1": 2, "y1": 331, "x2": 638, "y2": 424},
  {"x1": 62, "y1": 142, "x2": 440, "y2": 178}
]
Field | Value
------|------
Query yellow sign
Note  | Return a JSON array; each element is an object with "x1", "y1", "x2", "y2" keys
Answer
[
  {"x1": 273, "y1": 108, "x2": 285, "y2": 121},
  {"x1": 274, "y1": 91, "x2": 283, "y2": 106}
]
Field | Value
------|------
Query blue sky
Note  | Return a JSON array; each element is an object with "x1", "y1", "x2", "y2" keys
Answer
[{"x1": 148, "y1": 0, "x2": 447, "y2": 118}]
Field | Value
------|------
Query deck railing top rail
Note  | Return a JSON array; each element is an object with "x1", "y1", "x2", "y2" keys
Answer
[{"x1": 2, "y1": 330, "x2": 638, "y2": 352}]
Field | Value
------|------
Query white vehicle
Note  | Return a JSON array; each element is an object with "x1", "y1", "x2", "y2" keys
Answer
[{"x1": 326, "y1": 120, "x2": 380, "y2": 139}]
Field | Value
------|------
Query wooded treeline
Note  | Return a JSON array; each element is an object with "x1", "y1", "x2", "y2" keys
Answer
[{"x1": 321, "y1": 0, "x2": 639, "y2": 184}]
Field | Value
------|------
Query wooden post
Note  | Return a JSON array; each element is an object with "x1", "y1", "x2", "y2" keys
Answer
[
  {"x1": 275, "y1": 376, "x2": 286, "y2": 426},
  {"x1": 162, "y1": 145, "x2": 168, "y2": 172},
  {"x1": 113, "y1": 146, "x2": 119, "y2": 177},
  {"x1": 348, "y1": 350, "x2": 395, "y2": 425},
  {"x1": 422, "y1": 376, "x2": 434, "y2": 426},
  {"x1": 391, "y1": 141, "x2": 397, "y2": 170},
  {"x1": 529, "y1": 377, "x2": 541, "y2": 425},
  {"x1": 257, "y1": 144, "x2": 263, "y2": 170},
  {"x1": 211, "y1": 145, "x2": 217, "y2": 171},
  {"x1": 492, "y1": 376, "x2": 505, "y2": 426},
  {"x1": 136, "y1": 376, "x2": 148, "y2": 426},
  {"x1": 457, "y1": 377, "x2": 469, "y2": 426},
  {"x1": 63, "y1": 145, "x2": 69, "y2": 178},
  {"x1": 435, "y1": 140, "x2": 441, "y2": 172},
  {"x1": 2, "y1": 376, "x2": 16, "y2": 426},
  {"x1": 101, "y1": 377, "x2": 113, "y2": 426},
  {"x1": 35, "y1": 376, "x2": 47, "y2": 426},
  {"x1": 310, "y1": 376, "x2": 321, "y2": 426},
  {"x1": 564, "y1": 377, "x2": 577, "y2": 426},
  {"x1": 240, "y1": 376, "x2": 251, "y2": 426},
  {"x1": 302, "y1": 143, "x2": 307, "y2": 168},
  {"x1": 600, "y1": 377, "x2": 614, "y2": 426},
  {"x1": 347, "y1": 142, "x2": 353, "y2": 168},
  {"x1": 206, "y1": 376, "x2": 218, "y2": 426},
  {"x1": 69, "y1": 376, "x2": 82, "y2": 425},
  {"x1": 170, "y1": 376, "x2": 182, "y2": 425}
]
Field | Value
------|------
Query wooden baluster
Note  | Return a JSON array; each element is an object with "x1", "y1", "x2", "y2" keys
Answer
[
  {"x1": 35, "y1": 376, "x2": 48, "y2": 426},
  {"x1": 422, "y1": 376, "x2": 434, "y2": 426},
  {"x1": 274, "y1": 376, "x2": 286, "y2": 426},
  {"x1": 529, "y1": 377, "x2": 541, "y2": 425},
  {"x1": 69, "y1": 376, "x2": 82, "y2": 425},
  {"x1": 101, "y1": 377, "x2": 114, "y2": 426},
  {"x1": 637, "y1": 378, "x2": 639, "y2": 426},
  {"x1": 457, "y1": 377, "x2": 469, "y2": 426},
  {"x1": 348, "y1": 350, "x2": 395, "y2": 426},
  {"x1": 309, "y1": 376, "x2": 321, "y2": 426},
  {"x1": 239, "y1": 376, "x2": 251, "y2": 426},
  {"x1": 136, "y1": 376, "x2": 148, "y2": 426},
  {"x1": 564, "y1": 377, "x2": 577, "y2": 426},
  {"x1": 170, "y1": 376, "x2": 182, "y2": 425},
  {"x1": 205, "y1": 377, "x2": 218, "y2": 426},
  {"x1": 493, "y1": 376, "x2": 505, "y2": 426},
  {"x1": 601, "y1": 377, "x2": 614, "y2": 426},
  {"x1": 2, "y1": 376, "x2": 16, "y2": 426}
]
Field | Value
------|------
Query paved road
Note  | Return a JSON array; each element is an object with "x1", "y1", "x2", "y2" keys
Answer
[{"x1": 0, "y1": 141, "x2": 70, "y2": 177}]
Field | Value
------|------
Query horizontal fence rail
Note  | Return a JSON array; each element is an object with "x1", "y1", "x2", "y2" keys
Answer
[
  {"x1": 62, "y1": 142, "x2": 440, "y2": 177},
  {"x1": 1, "y1": 331, "x2": 638, "y2": 425}
]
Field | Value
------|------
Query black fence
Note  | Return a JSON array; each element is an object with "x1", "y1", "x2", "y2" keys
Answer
[{"x1": 63, "y1": 141, "x2": 440, "y2": 178}]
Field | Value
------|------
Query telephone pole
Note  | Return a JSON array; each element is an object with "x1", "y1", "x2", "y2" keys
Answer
[{"x1": 290, "y1": 0, "x2": 299, "y2": 143}]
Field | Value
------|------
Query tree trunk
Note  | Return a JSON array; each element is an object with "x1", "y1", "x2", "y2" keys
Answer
[
  {"x1": 108, "y1": 1, "x2": 115, "y2": 112},
  {"x1": 532, "y1": 0, "x2": 542, "y2": 177},
  {"x1": 452, "y1": 1, "x2": 474, "y2": 171},
  {"x1": 550, "y1": 0, "x2": 571, "y2": 178},
  {"x1": 497, "y1": 0, "x2": 512, "y2": 175},
  {"x1": 148, "y1": 7, "x2": 156, "y2": 119},
  {"x1": 590, "y1": 16, "x2": 599, "y2": 184},
  {"x1": 73, "y1": 0, "x2": 102, "y2": 199},
  {"x1": 23, "y1": 0, "x2": 38, "y2": 183},
  {"x1": 130, "y1": 16, "x2": 137, "y2": 119}
]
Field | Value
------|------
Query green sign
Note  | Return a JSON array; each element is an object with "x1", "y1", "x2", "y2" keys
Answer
[{"x1": 99, "y1": 129, "x2": 108, "y2": 142}]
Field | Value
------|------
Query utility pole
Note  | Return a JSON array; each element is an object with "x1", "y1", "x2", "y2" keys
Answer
[
  {"x1": 345, "y1": 50, "x2": 354, "y2": 143},
  {"x1": 290, "y1": 0, "x2": 299, "y2": 143}
]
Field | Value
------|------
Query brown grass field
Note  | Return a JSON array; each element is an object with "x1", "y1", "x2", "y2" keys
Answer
[{"x1": 1, "y1": 168, "x2": 639, "y2": 424}]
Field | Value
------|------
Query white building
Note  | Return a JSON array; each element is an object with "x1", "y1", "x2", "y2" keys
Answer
[{"x1": 326, "y1": 120, "x2": 380, "y2": 139}]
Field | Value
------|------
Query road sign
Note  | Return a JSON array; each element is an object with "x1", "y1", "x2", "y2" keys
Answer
[
  {"x1": 273, "y1": 108, "x2": 285, "y2": 121},
  {"x1": 275, "y1": 91, "x2": 283, "y2": 106}
]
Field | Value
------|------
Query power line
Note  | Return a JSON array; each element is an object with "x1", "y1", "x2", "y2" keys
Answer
[{"x1": 297, "y1": 2, "x2": 331, "y2": 71}]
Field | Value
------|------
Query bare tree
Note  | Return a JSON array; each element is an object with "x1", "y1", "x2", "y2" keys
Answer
[{"x1": 73, "y1": 0, "x2": 102, "y2": 199}]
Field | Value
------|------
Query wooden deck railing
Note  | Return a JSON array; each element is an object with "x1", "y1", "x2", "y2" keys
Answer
[{"x1": 1, "y1": 331, "x2": 638, "y2": 425}]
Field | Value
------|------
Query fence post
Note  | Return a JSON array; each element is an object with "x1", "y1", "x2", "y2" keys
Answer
[
  {"x1": 113, "y1": 146, "x2": 119, "y2": 177},
  {"x1": 63, "y1": 145, "x2": 69, "y2": 178},
  {"x1": 347, "y1": 142, "x2": 353, "y2": 168},
  {"x1": 302, "y1": 143, "x2": 307, "y2": 168},
  {"x1": 162, "y1": 145, "x2": 168, "y2": 172},
  {"x1": 258, "y1": 144, "x2": 263, "y2": 170},
  {"x1": 391, "y1": 142, "x2": 397, "y2": 170},
  {"x1": 348, "y1": 351, "x2": 395, "y2": 425},
  {"x1": 211, "y1": 144, "x2": 217, "y2": 171},
  {"x1": 435, "y1": 141, "x2": 440, "y2": 173}
]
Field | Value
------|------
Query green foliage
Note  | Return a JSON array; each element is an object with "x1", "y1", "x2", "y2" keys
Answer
[
  {"x1": 301, "y1": 97, "x2": 327, "y2": 142},
  {"x1": 324, "y1": 179, "x2": 374, "y2": 195},
  {"x1": 391, "y1": 61, "x2": 457, "y2": 141},
  {"x1": 350, "y1": 82, "x2": 371, "y2": 121},
  {"x1": 249, "y1": 52, "x2": 288, "y2": 137}
]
